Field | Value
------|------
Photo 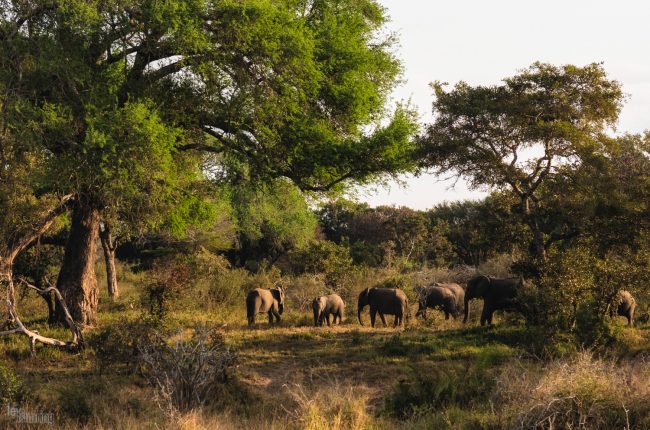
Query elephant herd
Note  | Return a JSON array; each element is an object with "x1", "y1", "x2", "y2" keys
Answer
[{"x1": 245, "y1": 275, "x2": 638, "y2": 328}]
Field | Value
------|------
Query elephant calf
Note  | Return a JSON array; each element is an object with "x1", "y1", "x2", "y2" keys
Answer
[
  {"x1": 246, "y1": 287, "x2": 285, "y2": 326},
  {"x1": 434, "y1": 282, "x2": 465, "y2": 316},
  {"x1": 610, "y1": 290, "x2": 636, "y2": 327},
  {"x1": 358, "y1": 287, "x2": 409, "y2": 328},
  {"x1": 312, "y1": 294, "x2": 345, "y2": 327},
  {"x1": 415, "y1": 285, "x2": 459, "y2": 320}
]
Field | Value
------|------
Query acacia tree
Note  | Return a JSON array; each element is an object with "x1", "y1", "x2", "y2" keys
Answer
[
  {"x1": 1, "y1": 0, "x2": 416, "y2": 326},
  {"x1": 418, "y1": 63, "x2": 623, "y2": 262}
]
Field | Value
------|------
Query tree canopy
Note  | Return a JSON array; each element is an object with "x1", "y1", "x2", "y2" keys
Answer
[
  {"x1": 418, "y1": 63, "x2": 624, "y2": 261},
  {"x1": 0, "y1": 0, "x2": 418, "y2": 326}
]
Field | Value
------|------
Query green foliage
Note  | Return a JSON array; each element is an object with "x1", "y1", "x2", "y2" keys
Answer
[
  {"x1": 141, "y1": 259, "x2": 193, "y2": 320},
  {"x1": 317, "y1": 200, "x2": 456, "y2": 268},
  {"x1": 289, "y1": 240, "x2": 353, "y2": 288},
  {"x1": 232, "y1": 180, "x2": 318, "y2": 267},
  {"x1": 426, "y1": 193, "x2": 526, "y2": 266},
  {"x1": 0, "y1": 364, "x2": 25, "y2": 405},
  {"x1": 575, "y1": 299, "x2": 613, "y2": 348},
  {"x1": 520, "y1": 246, "x2": 596, "y2": 329},
  {"x1": 88, "y1": 316, "x2": 168, "y2": 374},
  {"x1": 419, "y1": 62, "x2": 624, "y2": 261},
  {"x1": 383, "y1": 365, "x2": 493, "y2": 420}
]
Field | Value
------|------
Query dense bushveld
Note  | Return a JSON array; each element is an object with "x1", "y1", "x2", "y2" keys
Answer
[{"x1": 1, "y1": 254, "x2": 649, "y2": 430}]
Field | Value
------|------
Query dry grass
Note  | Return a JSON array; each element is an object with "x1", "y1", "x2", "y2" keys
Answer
[
  {"x1": 496, "y1": 351, "x2": 650, "y2": 429},
  {"x1": 282, "y1": 378, "x2": 373, "y2": 430}
]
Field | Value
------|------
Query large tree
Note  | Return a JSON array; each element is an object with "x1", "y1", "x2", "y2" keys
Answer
[
  {"x1": 1, "y1": 0, "x2": 416, "y2": 326},
  {"x1": 418, "y1": 63, "x2": 623, "y2": 262}
]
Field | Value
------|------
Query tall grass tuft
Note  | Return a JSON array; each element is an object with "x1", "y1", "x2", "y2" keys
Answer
[{"x1": 496, "y1": 351, "x2": 650, "y2": 429}]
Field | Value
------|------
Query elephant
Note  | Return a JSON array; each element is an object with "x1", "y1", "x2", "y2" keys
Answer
[
  {"x1": 312, "y1": 294, "x2": 345, "y2": 327},
  {"x1": 464, "y1": 275, "x2": 522, "y2": 326},
  {"x1": 434, "y1": 282, "x2": 465, "y2": 315},
  {"x1": 415, "y1": 285, "x2": 459, "y2": 320},
  {"x1": 610, "y1": 290, "x2": 636, "y2": 327},
  {"x1": 246, "y1": 287, "x2": 285, "y2": 326},
  {"x1": 357, "y1": 287, "x2": 409, "y2": 328}
]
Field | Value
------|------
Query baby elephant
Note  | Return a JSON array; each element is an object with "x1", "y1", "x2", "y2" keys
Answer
[
  {"x1": 416, "y1": 285, "x2": 459, "y2": 320},
  {"x1": 610, "y1": 290, "x2": 636, "y2": 327},
  {"x1": 312, "y1": 294, "x2": 345, "y2": 327},
  {"x1": 246, "y1": 287, "x2": 285, "y2": 326}
]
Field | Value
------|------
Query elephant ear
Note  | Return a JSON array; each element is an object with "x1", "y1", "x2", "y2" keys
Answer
[{"x1": 271, "y1": 288, "x2": 282, "y2": 302}]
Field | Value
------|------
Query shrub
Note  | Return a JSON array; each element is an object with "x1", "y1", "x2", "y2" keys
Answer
[
  {"x1": 287, "y1": 275, "x2": 327, "y2": 312},
  {"x1": 383, "y1": 365, "x2": 493, "y2": 420},
  {"x1": 0, "y1": 365, "x2": 25, "y2": 405},
  {"x1": 89, "y1": 315, "x2": 167, "y2": 374},
  {"x1": 138, "y1": 326, "x2": 237, "y2": 414},
  {"x1": 191, "y1": 247, "x2": 247, "y2": 308},
  {"x1": 141, "y1": 259, "x2": 193, "y2": 319},
  {"x1": 575, "y1": 299, "x2": 613, "y2": 348},
  {"x1": 289, "y1": 240, "x2": 354, "y2": 288}
]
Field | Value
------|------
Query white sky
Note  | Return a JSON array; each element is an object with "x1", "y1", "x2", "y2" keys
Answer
[{"x1": 357, "y1": 0, "x2": 650, "y2": 210}]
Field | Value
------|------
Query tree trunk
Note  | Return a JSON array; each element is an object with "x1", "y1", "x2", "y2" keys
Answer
[
  {"x1": 55, "y1": 203, "x2": 100, "y2": 327},
  {"x1": 99, "y1": 223, "x2": 119, "y2": 299}
]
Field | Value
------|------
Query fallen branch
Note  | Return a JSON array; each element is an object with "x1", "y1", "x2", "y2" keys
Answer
[
  {"x1": 18, "y1": 277, "x2": 83, "y2": 346},
  {"x1": 0, "y1": 301, "x2": 79, "y2": 356}
]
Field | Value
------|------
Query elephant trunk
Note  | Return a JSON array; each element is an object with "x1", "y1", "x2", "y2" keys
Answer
[
  {"x1": 463, "y1": 296, "x2": 470, "y2": 323},
  {"x1": 358, "y1": 307, "x2": 364, "y2": 326}
]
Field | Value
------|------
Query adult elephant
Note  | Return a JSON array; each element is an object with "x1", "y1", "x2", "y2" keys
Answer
[
  {"x1": 246, "y1": 286, "x2": 285, "y2": 326},
  {"x1": 610, "y1": 290, "x2": 636, "y2": 327},
  {"x1": 464, "y1": 275, "x2": 522, "y2": 326},
  {"x1": 415, "y1": 285, "x2": 458, "y2": 320},
  {"x1": 357, "y1": 287, "x2": 409, "y2": 328}
]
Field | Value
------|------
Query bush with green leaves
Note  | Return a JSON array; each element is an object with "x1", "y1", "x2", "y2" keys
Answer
[
  {"x1": 88, "y1": 316, "x2": 167, "y2": 374},
  {"x1": 383, "y1": 365, "x2": 493, "y2": 420},
  {"x1": 0, "y1": 365, "x2": 25, "y2": 405},
  {"x1": 518, "y1": 243, "x2": 650, "y2": 346},
  {"x1": 289, "y1": 240, "x2": 354, "y2": 289},
  {"x1": 518, "y1": 246, "x2": 597, "y2": 330}
]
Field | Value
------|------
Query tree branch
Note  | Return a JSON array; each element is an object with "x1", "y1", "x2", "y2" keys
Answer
[
  {"x1": 0, "y1": 3, "x2": 55, "y2": 41},
  {"x1": 18, "y1": 277, "x2": 83, "y2": 345},
  {"x1": 8, "y1": 194, "x2": 74, "y2": 263}
]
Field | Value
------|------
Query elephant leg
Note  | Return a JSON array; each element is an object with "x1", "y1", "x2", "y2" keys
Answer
[
  {"x1": 268, "y1": 311, "x2": 274, "y2": 324},
  {"x1": 393, "y1": 315, "x2": 398, "y2": 328},
  {"x1": 326, "y1": 314, "x2": 331, "y2": 327},
  {"x1": 379, "y1": 313, "x2": 388, "y2": 327},
  {"x1": 248, "y1": 313, "x2": 255, "y2": 326},
  {"x1": 480, "y1": 305, "x2": 491, "y2": 326},
  {"x1": 274, "y1": 309, "x2": 281, "y2": 323},
  {"x1": 370, "y1": 309, "x2": 377, "y2": 328},
  {"x1": 444, "y1": 311, "x2": 449, "y2": 320}
]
